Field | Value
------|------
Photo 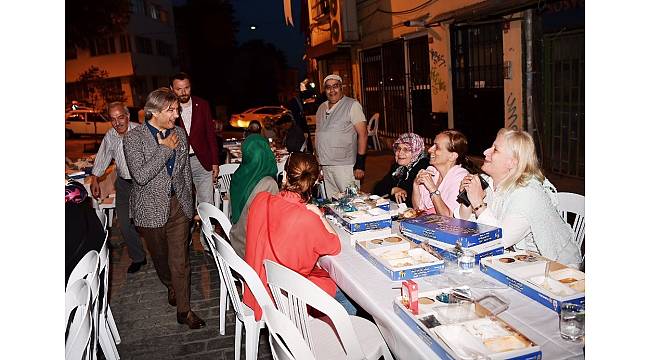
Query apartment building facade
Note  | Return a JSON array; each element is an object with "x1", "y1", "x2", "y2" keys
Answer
[
  {"x1": 65, "y1": 0, "x2": 179, "y2": 112},
  {"x1": 302, "y1": 0, "x2": 584, "y2": 179}
]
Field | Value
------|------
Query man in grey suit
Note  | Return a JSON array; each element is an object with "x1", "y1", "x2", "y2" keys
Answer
[{"x1": 123, "y1": 88, "x2": 205, "y2": 329}]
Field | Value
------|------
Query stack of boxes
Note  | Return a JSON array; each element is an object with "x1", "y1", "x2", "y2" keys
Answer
[{"x1": 400, "y1": 214, "x2": 504, "y2": 265}]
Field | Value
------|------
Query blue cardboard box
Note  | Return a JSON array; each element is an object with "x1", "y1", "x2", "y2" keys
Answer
[
  {"x1": 355, "y1": 238, "x2": 444, "y2": 281},
  {"x1": 325, "y1": 205, "x2": 391, "y2": 233},
  {"x1": 480, "y1": 252, "x2": 585, "y2": 313},
  {"x1": 402, "y1": 231, "x2": 504, "y2": 265},
  {"x1": 393, "y1": 298, "x2": 542, "y2": 360},
  {"x1": 400, "y1": 214, "x2": 502, "y2": 247}
]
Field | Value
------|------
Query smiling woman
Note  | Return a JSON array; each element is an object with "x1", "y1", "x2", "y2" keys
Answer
[{"x1": 372, "y1": 133, "x2": 429, "y2": 207}]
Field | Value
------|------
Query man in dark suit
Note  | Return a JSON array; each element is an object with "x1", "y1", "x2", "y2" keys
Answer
[
  {"x1": 123, "y1": 87, "x2": 206, "y2": 329},
  {"x1": 170, "y1": 72, "x2": 220, "y2": 220}
]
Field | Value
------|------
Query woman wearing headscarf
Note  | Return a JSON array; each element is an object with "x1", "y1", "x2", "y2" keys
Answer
[
  {"x1": 373, "y1": 133, "x2": 429, "y2": 207},
  {"x1": 412, "y1": 129, "x2": 479, "y2": 216},
  {"x1": 228, "y1": 134, "x2": 279, "y2": 258}
]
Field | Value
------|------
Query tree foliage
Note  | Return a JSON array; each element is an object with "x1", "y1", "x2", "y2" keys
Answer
[
  {"x1": 66, "y1": 0, "x2": 131, "y2": 49},
  {"x1": 77, "y1": 66, "x2": 127, "y2": 111}
]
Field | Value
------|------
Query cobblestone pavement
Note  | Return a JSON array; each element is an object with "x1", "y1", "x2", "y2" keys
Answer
[{"x1": 108, "y1": 227, "x2": 273, "y2": 360}]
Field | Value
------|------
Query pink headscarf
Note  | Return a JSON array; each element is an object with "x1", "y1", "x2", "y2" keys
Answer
[{"x1": 391, "y1": 133, "x2": 426, "y2": 178}]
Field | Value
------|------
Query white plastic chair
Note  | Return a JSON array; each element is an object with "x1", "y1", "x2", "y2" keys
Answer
[
  {"x1": 366, "y1": 113, "x2": 381, "y2": 151},
  {"x1": 212, "y1": 228, "x2": 274, "y2": 360},
  {"x1": 65, "y1": 278, "x2": 93, "y2": 360},
  {"x1": 197, "y1": 202, "x2": 234, "y2": 336},
  {"x1": 97, "y1": 235, "x2": 121, "y2": 360},
  {"x1": 66, "y1": 251, "x2": 100, "y2": 360},
  {"x1": 262, "y1": 305, "x2": 316, "y2": 360},
  {"x1": 215, "y1": 163, "x2": 240, "y2": 218},
  {"x1": 264, "y1": 260, "x2": 394, "y2": 360},
  {"x1": 557, "y1": 192, "x2": 585, "y2": 259}
]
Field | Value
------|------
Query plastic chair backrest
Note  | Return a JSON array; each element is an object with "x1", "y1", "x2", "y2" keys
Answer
[
  {"x1": 262, "y1": 305, "x2": 316, "y2": 360},
  {"x1": 367, "y1": 113, "x2": 380, "y2": 134},
  {"x1": 557, "y1": 192, "x2": 585, "y2": 254},
  {"x1": 263, "y1": 260, "x2": 364, "y2": 359},
  {"x1": 65, "y1": 278, "x2": 93, "y2": 360},
  {"x1": 217, "y1": 163, "x2": 240, "y2": 195},
  {"x1": 197, "y1": 202, "x2": 233, "y2": 237},
  {"x1": 213, "y1": 231, "x2": 274, "y2": 315},
  {"x1": 97, "y1": 232, "x2": 111, "y2": 315},
  {"x1": 67, "y1": 250, "x2": 99, "y2": 294}
]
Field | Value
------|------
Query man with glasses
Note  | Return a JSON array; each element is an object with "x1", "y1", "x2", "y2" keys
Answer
[
  {"x1": 315, "y1": 74, "x2": 368, "y2": 197},
  {"x1": 89, "y1": 101, "x2": 147, "y2": 273}
]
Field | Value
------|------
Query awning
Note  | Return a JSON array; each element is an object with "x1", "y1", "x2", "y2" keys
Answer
[
  {"x1": 306, "y1": 40, "x2": 338, "y2": 59},
  {"x1": 428, "y1": 0, "x2": 562, "y2": 25}
]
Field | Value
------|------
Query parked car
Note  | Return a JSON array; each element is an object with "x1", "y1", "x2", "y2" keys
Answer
[
  {"x1": 229, "y1": 106, "x2": 290, "y2": 129},
  {"x1": 65, "y1": 109, "x2": 113, "y2": 138}
]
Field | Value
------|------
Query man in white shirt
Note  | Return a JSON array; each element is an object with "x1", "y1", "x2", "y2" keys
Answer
[
  {"x1": 315, "y1": 74, "x2": 368, "y2": 197},
  {"x1": 89, "y1": 102, "x2": 146, "y2": 273}
]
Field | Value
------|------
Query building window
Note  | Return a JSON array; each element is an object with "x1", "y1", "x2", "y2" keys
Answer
[
  {"x1": 66, "y1": 43, "x2": 77, "y2": 60},
  {"x1": 131, "y1": 0, "x2": 145, "y2": 14},
  {"x1": 155, "y1": 40, "x2": 172, "y2": 57},
  {"x1": 90, "y1": 37, "x2": 116, "y2": 57},
  {"x1": 148, "y1": 3, "x2": 159, "y2": 20},
  {"x1": 135, "y1": 36, "x2": 153, "y2": 54},
  {"x1": 159, "y1": 9, "x2": 169, "y2": 24},
  {"x1": 119, "y1": 35, "x2": 131, "y2": 53}
]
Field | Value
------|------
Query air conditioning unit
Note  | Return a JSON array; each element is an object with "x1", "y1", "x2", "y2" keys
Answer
[{"x1": 329, "y1": 0, "x2": 358, "y2": 45}]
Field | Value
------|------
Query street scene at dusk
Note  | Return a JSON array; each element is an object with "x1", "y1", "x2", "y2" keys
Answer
[{"x1": 6, "y1": 0, "x2": 627, "y2": 359}]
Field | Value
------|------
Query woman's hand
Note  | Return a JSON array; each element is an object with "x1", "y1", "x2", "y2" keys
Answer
[
  {"x1": 392, "y1": 187, "x2": 408, "y2": 204},
  {"x1": 460, "y1": 174, "x2": 486, "y2": 208},
  {"x1": 415, "y1": 169, "x2": 437, "y2": 192}
]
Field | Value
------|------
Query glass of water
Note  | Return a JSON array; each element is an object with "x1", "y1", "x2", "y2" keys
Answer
[
  {"x1": 559, "y1": 303, "x2": 585, "y2": 341},
  {"x1": 457, "y1": 249, "x2": 475, "y2": 274}
]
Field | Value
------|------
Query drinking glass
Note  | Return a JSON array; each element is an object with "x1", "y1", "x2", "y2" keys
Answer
[{"x1": 559, "y1": 303, "x2": 585, "y2": 341}]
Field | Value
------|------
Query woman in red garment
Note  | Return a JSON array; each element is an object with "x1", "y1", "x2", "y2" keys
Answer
[{"x1": 243, "y1": 153, "x2": 342, "y2": 321}]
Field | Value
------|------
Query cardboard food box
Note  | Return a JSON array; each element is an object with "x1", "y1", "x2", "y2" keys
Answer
[
  {"x1": 393, "y1": 288, "x2": 541, "y2": 360},
  {"x1": 480, "y1": 251, "x2": 585, "y2": 313},
  {"x1": 402, "y1": 231, "x2": 504, "y2": 265},
  {"x1": 355, "y1": 235, "x2": 444, "y2": 281},
  {"x1": 400, "y1": 214, "x2": 502, "y2": 247},
  {"x1": 325, "y1": 197, "x2": 391, "y2": 233}
]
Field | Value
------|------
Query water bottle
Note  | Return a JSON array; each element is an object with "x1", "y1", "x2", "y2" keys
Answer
[{"x1": 457, "y1": 249, "x2": 475, "y2": 274}]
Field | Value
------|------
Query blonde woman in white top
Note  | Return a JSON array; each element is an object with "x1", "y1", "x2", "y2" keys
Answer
[{"x1": 456, "y1": 128, "x2": 581, "y2": 266}]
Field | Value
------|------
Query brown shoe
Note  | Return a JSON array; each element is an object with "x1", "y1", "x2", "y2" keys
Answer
[
  {"x1": 168, "y1": 287, "x2": 176, "y2": 307},
  {"x1": 177, "y1": 310, "x2": 206, "y2": 329}
]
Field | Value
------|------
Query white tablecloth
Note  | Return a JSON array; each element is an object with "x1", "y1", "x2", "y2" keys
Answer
[{"x1": 318, "y1": 221, "x2": 585, "y2": 360}]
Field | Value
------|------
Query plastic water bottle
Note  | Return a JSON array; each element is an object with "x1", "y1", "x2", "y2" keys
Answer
[{"x1": 457, "y1": 250, "x2": 475, "y2": 274}]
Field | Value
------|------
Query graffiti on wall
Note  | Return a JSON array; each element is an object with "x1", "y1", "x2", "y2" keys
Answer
[
  {"x1": 430, "y1": 50, "x2": 447, "y2": 95},
  {"x1": 506, "y1": 92, "x2": 519, "y2": 129}
]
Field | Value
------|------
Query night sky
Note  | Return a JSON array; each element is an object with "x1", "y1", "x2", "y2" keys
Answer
[{"x1": 175, "y1": 0, "x2": 306, "y2": 76}]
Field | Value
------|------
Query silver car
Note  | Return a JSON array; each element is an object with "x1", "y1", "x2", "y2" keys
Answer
[{"x1": 65, "y1": 109, "x2": 112, "y2": 138}]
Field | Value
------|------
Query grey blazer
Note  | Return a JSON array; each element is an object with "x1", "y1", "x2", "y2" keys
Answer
[{"x1": 123, "y1": 124, "x2": 193, "y2": 228}]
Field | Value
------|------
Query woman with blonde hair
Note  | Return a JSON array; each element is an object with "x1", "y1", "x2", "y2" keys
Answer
[{"x1": 457, "y1": 128, "x2": 581, "y2": 266}]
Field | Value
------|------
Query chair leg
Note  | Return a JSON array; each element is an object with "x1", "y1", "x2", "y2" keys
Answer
[
  {"x1": 381, "y1": 343, "x2": 394, "y2": 360},
  {"x1": 106, "y1": 305, "x2": 121, "y2": 344},
  {"x1": 244, "y1": 321, "x2": 262, "y2": 360},
  {"x1": 98, "y1": 320, "x2": 120, "y2": 360},
  {"x1": 223, "y1": 199, "x2": 230, "y2": 219},
  {"x1": 219, "y1": 279, "x2": 227, "y2": 336},
  {"x1": 235, "y1": 318, "x2": 243, "y2": 360}
]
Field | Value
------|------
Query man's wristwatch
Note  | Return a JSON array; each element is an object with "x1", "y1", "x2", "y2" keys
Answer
[{"x1": 430, "y1": 189, "x2": 441, "y2": 197}]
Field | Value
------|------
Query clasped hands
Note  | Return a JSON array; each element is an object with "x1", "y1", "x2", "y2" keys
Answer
[{"x1": 459, "y1": 174, "x2": 486, "y2": 208}]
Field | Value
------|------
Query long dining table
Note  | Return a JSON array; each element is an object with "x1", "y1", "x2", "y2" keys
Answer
[{"x1": 318, "y1": 219, "x2": 585, "y2": 360}]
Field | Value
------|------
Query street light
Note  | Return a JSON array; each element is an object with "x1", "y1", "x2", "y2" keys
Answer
[{"x1": 250, "y1": 25, "x2": 257, "y2": 30}]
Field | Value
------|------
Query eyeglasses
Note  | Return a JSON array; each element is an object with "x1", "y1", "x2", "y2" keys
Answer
[
  {"x1": 110, "y1": 114, "x2": 128, "y2": 122},
  {"x1": 394, "y1": 146, "x2": 412, "y2": 154},
  {"x1": 325, "y1": 83, "x2": 341, "y2": 91}
]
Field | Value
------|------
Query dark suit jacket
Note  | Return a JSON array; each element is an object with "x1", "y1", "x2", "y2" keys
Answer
[
  {"x1": 176, "y1": 96, "x2": 218, "y2": 171},
  {"x1": 123, "y1": 124, "x2": 193, "y2": 227}
]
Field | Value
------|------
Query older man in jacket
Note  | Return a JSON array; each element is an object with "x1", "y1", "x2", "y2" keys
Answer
[{"x1": 123, "y1": 87, "x2": 205, "y2": 329}]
